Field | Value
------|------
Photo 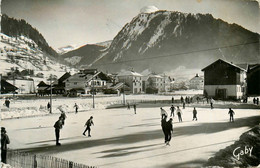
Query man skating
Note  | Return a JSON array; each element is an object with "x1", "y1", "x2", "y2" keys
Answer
[
  {"x1": 74, "y1": 103, "x2": 79, "y2": 114},
  {"x1": 210, "y1": 98, "x2": 214, "y2": 109},
  {"x1": 170, "y1": 105, "x2": 176, "y2": 117},
  {"x1": 83, "y1": 116, "x2": 94, "y2": 137},
  {"x1": 228, "y1": 108, "x2": 235, "y2": 122},
  {"x1": 192, "y1": 107, "x2": 198, "y2": 121},
  {"x1": 1, "y1": 127, "x2": 10, "y2": 163},
  {"x1": 54, "y1": 117, "x2": 63, "y2": 146},
  {"x1": 165, "y1": 118, "x2": 173, "y2": 146},
  {"x1": 161, "y1": 114, "x2": 168, "y2": 144},
  {"x1": 160, "y1": 107, "x2": 168, "y2": 119},
  {"x1": 176, "y1": 106, "x2": 182, "y2": 122}
]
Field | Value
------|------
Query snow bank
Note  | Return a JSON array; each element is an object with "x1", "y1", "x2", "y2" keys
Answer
[
  {"x1": 0, "y1": 163, "x2": 14, "y2": 168},
  {"x1": 205, "y1": 124, "x2": 260, "y2": 168}
]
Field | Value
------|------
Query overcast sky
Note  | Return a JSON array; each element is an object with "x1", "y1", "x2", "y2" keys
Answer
[{"x1": 1, "y1": 0, "x2": 259, "y2": 50}]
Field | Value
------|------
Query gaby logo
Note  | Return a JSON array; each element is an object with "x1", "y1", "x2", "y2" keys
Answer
[{"x1": 233, "y1": 146, "x2": 253, "y2": 161}]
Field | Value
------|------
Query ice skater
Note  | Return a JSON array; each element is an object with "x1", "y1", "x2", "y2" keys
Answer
[
  {"x1": 133, "y1": 104, "x2": 137, "y2": 114},
  {"x1": 161, "y1": 114, "x2": 168, "y2": 144},
  {"x1": 1, "y1": 127, "x2": 10, "y2": 164},
  {"x1": 165, "y1": 118, "x2": 173, "y2": 146},
  {"x1": 210, "y1": 98, "x2": 214, "y2": 109},
  {"x1": 60, "y1": 110, "x2": 67, "y2": 126},
  {"x1": 192, "y1": 107, "x2": 198, "y2": 121},
  {"x1": 54, "y1": 117, "x2": 63, "y2": 146},
  {"x1": 160, "y1": 107, "x2": 168, "y2": 119},
  {"x1": 183, "y1": 101, "x2": 185, "y2": 109},
  {"x1": 170, "y1": 105, "x2": 176, "y2": 117},
  {"x1": 176, "y1": 106, "x2": 182, "y2": 122},
  {"x1": 4, "y1": 98, "x2": 10, "y2": 108},
  {"x1": 228, "y1": 108, "x2": 235, "y2": 122},
  {"x1": 83, "y1": 116, "x2": 94, "y2": 137},
  {"x1": 74, "y1": 103, "x2": 79, "y2": 114}
]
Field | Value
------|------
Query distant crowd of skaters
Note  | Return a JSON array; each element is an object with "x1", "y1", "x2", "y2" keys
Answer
[{"x1": 159, "y1": 104, "x2": 236, "y2": 146}]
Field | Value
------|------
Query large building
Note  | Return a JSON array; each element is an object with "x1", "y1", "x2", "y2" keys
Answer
[
  {"x1": 201, "y1": 59, "x2": 247, "y2": 100},
  {"x1": 189, "y1": 74, "x2": 204, "y2": 90},
  {"x1": 117, "y1": 71, "x2": 143, "y2": 94}
]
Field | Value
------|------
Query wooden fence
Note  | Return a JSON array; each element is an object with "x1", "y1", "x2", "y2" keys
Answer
[{"x1": 7, "y1": 150, "x2": 96, "y2": 168}]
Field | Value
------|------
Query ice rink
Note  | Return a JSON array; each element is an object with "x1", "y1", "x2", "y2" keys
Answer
[{"x1": 1, "y1": 102, "x2": 260, "y2": 168}]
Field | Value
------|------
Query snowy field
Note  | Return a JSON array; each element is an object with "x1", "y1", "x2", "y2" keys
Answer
[{"x1": 1, "y1": 96, "x2": 259, "y2": 168}]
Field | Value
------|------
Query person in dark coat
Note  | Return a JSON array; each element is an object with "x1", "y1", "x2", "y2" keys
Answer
[
  {"x1": 257, "y1": 98, "x2": 259, "y2": 105},
  {"x1": 176, "y1": 106, "x2": 183, "y2": 122},
  {"x1": 161, "y1": 114, "x2": 168, "y2": 144},
  {"x1": 54, "y1": 117, "x2": 63, "y2": 146},
  {"x1": 5, "y1": 99, "x2": 10, "y2": 108},
  {"x1": 47, "y1": 102, "x2": 51, "y2": 109},
  {"x1": 210, "y1": 98, "x2": 214, "y2": 109},
  {"x1": 170, "y1": 105, "x2": 176, "y2": 117},
  {"x1": 180, "y1": 96, "x2": 184, "y2": 103},
  {"x1": 228, "y1": 108, "x2": 235, "y2": 122},
  {"x1": 253, "y1": 97, "x2": 256, "y2": 104},
  {"x1": 74, "y1": 103, "x2": 79, "y2": 114},
  {"x1": 183, "y1": 102, "x2": 185, "y2": 109},
  {"x1": 1, "y1": 127, "x2": 10, "y2": 163},
  {"x1": 171, "y1": 97, "x2": 174, "y2": 103},
  {"x1": 133, "y1": 104, "x2": 137, "y2": 114},
  {"x1": 83, "y1": 116, "x2": 94, "y2": 137},
  {"x1": 165, "y1": 118, "x2": 173, "y2": 146},
  {"x1": 192, "y1": 107, "x2": 198, "y2": 121}
]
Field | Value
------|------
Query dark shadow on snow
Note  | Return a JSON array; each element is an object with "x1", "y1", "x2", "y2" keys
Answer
[{"x1": 18, "y1": 115, "x2": 260, "y2": 156}]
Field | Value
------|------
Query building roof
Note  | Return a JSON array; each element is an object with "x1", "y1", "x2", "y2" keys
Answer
[
  {"x1": 117, "y1": 71, "x2": 143, "y2": 77},
  {"x1": 201, "y1": 59, "x2": 247, "y2": 72},
  {"x1": 1, "y1": 79, "x2": 18, "y2": 92},
  {"x1": 37, "y1": 81, "x2": 50, "y2": 87},
  {"x1": 58, "y1": 72, "x2": 71, "y2": 83}
]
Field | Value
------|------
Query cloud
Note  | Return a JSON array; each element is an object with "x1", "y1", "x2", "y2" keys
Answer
[{"x1": 140, "y1": 6, "x2": 159, "y2": 13}]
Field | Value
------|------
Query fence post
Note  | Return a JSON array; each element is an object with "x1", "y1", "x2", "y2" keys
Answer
[
  {"x1": 69, "y1": 161, "x2": 73, "y2": 168},
  {"x1": 33, "y1": 155, "x2": 37, "y2": 168}
]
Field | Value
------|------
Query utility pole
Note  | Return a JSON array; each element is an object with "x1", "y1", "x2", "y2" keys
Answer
[
  {"x1": 92, "y1": 77, "x2": 95, "y2": 109},
  {"x1": 123, "y1": 81, "x2": 125, "y2": 105},
  {"x1": 50, "y1": 74, "x2": 52, "y2": 114}
]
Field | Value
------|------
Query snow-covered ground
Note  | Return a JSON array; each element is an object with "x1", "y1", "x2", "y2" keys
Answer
[
  {"x1": 1, "y1": 92, "x2": 204, "y2": 119},
  {"x1": 1, "y1": 94, "x2": 259, "y2": 168}
]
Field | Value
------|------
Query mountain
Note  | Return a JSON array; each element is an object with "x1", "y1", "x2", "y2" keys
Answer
[
  {"x1": 1, "y1": 14, "x2": 58, "y2": 58},
  {"x1": 0, "y1": 14, "x2": 73, "y2": 79},
  {"x1": 90, "y1": 11, "x2": 259, "y2": 73},
  {"x1": 59, "y1": 44, "x2": 106, "y2": 68}
]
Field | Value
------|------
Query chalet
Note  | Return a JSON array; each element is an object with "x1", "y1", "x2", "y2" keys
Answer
[
  {"x1": 65, "y1": 69, "x2": 107, "y2": 95},
  {"x1": 117, "y1": 71, "x2": 143, "y2": 94},
  {"x1": 189, "y1": 74, "x2": 204, "y2": 90},
  {"x1": 52, "y1": 72, "x2": 71, "y2": 95},
  {"x1": 37, "y1": 81, "x2": 50, "y2": 96},
  {"x1": 247, "y1": 64, "x2": 260, "y2": 96},
  {"x1": 201, "y1": 59, "x2": 247, "y2": 100}
]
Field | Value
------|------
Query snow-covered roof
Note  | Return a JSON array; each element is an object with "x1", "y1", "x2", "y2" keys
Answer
[
  {"x1": 117, "y1": 71, "x2": 143, "y2": 77},
  {"x1": 201, "y1": 59, "x2": 247, "y2": 72}
]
